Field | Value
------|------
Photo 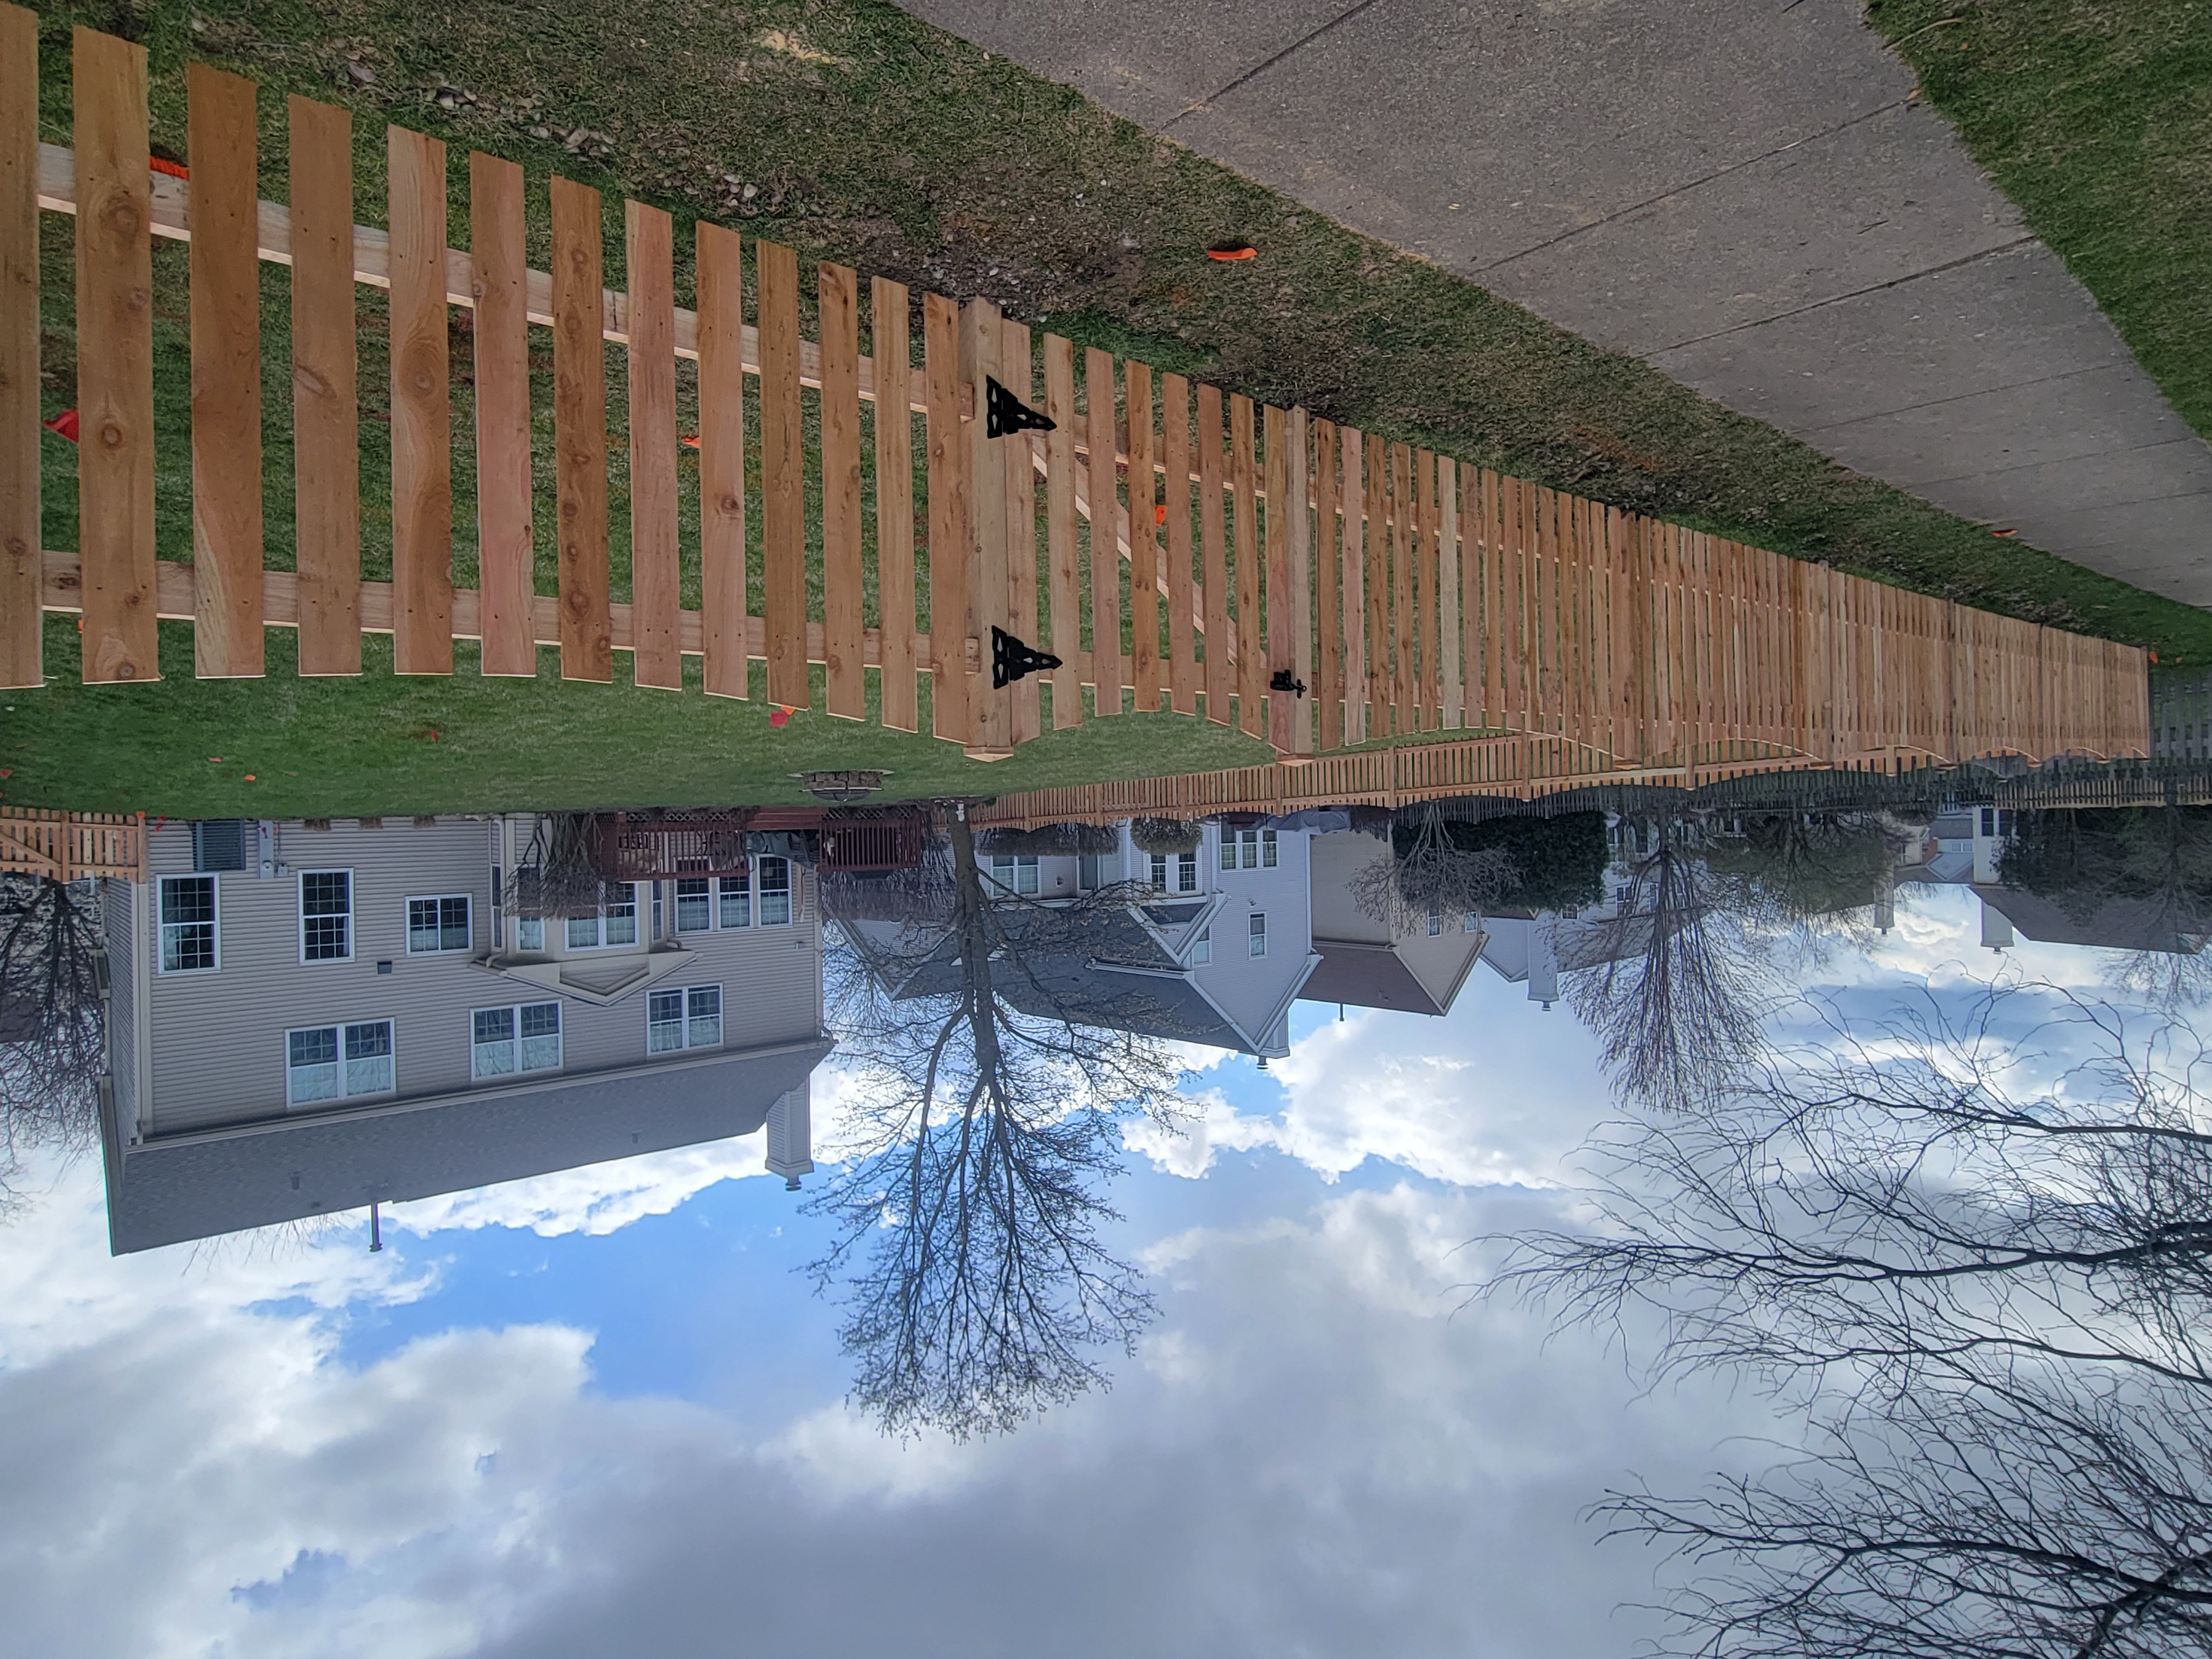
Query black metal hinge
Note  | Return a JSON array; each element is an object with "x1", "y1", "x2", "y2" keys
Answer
[
  {"x1": 985, "y1": 376, "x2": 1056, "y2": 439},
  {"x1": 992, "y1": 626, "x2": 1062, "y2": 688}
]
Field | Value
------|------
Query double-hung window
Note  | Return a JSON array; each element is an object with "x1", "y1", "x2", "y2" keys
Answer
[
  {"x1": 1079, "y1": 850, "x2": 1122, "y2": 891},
  {"x1": 1249, "y1": 912, "x2": 1267, "y2": 957},
  {"x1": 674, "y1": 878, "x2": 713, "y2": 934},
  {"x1": 717, "y1": 874, "x2": 752, "y2": 928},
  {"x1": 406, "y1": 894, "x2": 471, "y2": 954},
  {"x1": 757, "y1": 857, "x2": 793, "y2": 924},
  {"x1": 1219, "y1": 830, "x2": 1278, "y2": 871},
  {"x1": 1147, "y1": 850, "x2": 1200, "y2": 893},
  {"x1": 1426, "y1": 911, "x2": 1443, "y2": 937},
  {"x1": 566, "y1": 884, "x2": 639, "y2": 949},
  {"x1": 516, "y1": 915, "x2": 546, "y2": 951},
  {"x1": 1191, "y1": 926, "x2": 1212, "y2": 966},
  {"x1": 471, "y1": 1001, "x2": 562, "y2": 1079},
  {"x1": 159, "y1": 874, "x2": 218, "y2": 972},
  {"x1": 988, "y1": 855, "x2": 1039, "y2": 896},
  {"x1": 648, "y1": 984, "x2": 723, "y2": 1053},
  {"x1": 300, "y1": 871, "x2": 353, "y2": 962},
  {"x1": 286, "y1": 1019, "x2": 394, "y2": 1106}
]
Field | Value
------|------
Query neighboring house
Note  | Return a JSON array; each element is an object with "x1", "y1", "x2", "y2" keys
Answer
[
  {"x1": 1918, "y1": 806, "x2": 2017, "y2": 885},
  {"x1": 99, "y1": 815, "x2": 831, "y2": 1254},
  {"x1": 1883, "y1": 802, "x2": 2210, "y2": 954},
  {"x1": 1968, "y1": 884, "x2": 2211, "y2": 957},
  {"x1": 1300, "y1": 831, "x2": 1489, "y2": 1017},
  {"x1": 853, "y1": 820, "x2": 1321, "y2": 1059},
  {"x1": 1476, "y1": 819, "x2": 1647, "y2": 1008}
]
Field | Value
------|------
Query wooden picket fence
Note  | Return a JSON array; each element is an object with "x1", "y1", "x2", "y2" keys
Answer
[
  {"x1": 0, "y1": 805, "x2": 145, "y2": 881},
  {"x1": 3, "y1": 16, "x2": 2153, "y2": 773}
]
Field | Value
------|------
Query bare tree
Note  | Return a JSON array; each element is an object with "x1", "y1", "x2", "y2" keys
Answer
[
  {"x1": 1497, "y1": 984, "x2": 2212, "y2": 1657},
  {"x1": 0, "y1": 874, "x2": 106, "y2": 1187},
  {"x1": 1701, "y1": 813, "x2": 1894, "y2": 929},
  {"x1": 504, "y1": 811, "x2": 624, "y2": 919},
  {"x1": 1564, "y1": 820, "x2": 1774, "y2": 1114},
  {"x1": 1600, "y1": 1367, "x2": 2212, "y2": 1659},
  {"x1": 810, "y1": 809, "x2": 1196, "y2": 1440},
  {"x1": 1346, "y1": 801, "x2": 1521, "y2": 935},
  {"x1": 1499, "y1": 988, "x2": 2212, "y2": 1398}
]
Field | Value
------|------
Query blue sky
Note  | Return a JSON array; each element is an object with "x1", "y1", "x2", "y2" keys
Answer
[{"x1": 0, "y1": 883, "x2": 2176, "y2": 1659}]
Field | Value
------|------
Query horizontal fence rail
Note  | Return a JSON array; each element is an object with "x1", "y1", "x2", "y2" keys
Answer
[{"x1": 4, "y1": 14, "x2": 2153, "y2": 778}]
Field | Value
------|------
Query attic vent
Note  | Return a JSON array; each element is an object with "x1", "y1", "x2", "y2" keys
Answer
[{"x1": 191, "y1": 820, "x2": 249, "y2": 874}]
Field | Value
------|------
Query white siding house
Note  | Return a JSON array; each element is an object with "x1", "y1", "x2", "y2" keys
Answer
[{"x1": 98, "y1": 815, "x2": 831, "y2": 1253}]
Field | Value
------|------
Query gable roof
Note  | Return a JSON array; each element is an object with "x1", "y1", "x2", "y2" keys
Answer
[
  {"x1": 103, "y1": 1035, "x2": 833, "y2": 1254},
  {"x1": 1301, "y1": 940, "x2": 1449, "y2": 1015},
  {"x1": 874, "y1": 903, "x2": 1290, "y2": 1056}
]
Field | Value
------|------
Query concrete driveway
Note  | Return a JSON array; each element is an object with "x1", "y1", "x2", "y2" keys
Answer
[{"x1": 894, "y1": 0, "x2": 2212, "y2": 607}]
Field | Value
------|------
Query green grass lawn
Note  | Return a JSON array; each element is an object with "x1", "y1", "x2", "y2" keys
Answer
[
  {"x1": 3, "y1": 618, "x2": 1273, "y2": 818},
  {"x1": 1868, "y1": 0, "x2": 2212, "y2": 445},
  {"x1": 14, "y1": 0, "x2": 2210, "y2": 822}
]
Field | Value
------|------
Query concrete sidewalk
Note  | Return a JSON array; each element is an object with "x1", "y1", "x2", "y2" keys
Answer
[{"x1": 895, "y1": 0, "x2": 2212, "y2": 607}]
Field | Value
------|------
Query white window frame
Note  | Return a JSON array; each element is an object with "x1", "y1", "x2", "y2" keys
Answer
[
  {"x1": 988, "y1": 854, "x2": 1040, "y2": 897},
  {"x1": 404, "y1": 892, "x2": 472, "y2": 955},
  {"x1": 157, "y1": 873, "x2": 220, "y2": 974},
  {"x1": 1149, "y1": 851, "x2": 1199, "y2": 893},
  {"x1": 757, "y1": 857, "x2": 793, "y2": 926},
  {"x1": 1220, "y1": 830, "x2": 1277, "y2": 871},
  {"x1": 1191, "y1": 926, "x2": 1211, "y2": 966},
  {"x1": 647, "y1": 983, "x2": 724, "y2": 1053},
  {"x1": 564, "y1": 882, "x2": 640, "y2": 950},
  {"x1": 284, "y1": 1018, "x2": 395, "y2": 1108},
  {"x1": 673, "y1": 877, "x2": 714, "y2": 934},
  {"x1": 298, "y1": 869, "x2": 355, "y2": 964},
  {"x1": 716, "y1": 872, "x2": 752, "y2": 929},
  {"x1": 1249, "y1": 912, "x2": 1267, "y2": 957},
  {"x1": 515, "y1": 914, "x2": 546, "y2": 952},
  {"x1": 470, "y1": 1000, "x2": 563, "y2": 1081}
]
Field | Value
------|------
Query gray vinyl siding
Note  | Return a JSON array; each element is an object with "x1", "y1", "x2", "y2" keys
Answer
[
  {"x1": 101, "y1": 875, "x2": 138, "y2": 1130},
  {"x1": 138, "y1": 819, "x2": 825, "y2": 1136},
  {"x1": 556, "y1": 916, "x2": 822, "y2": 1073}
]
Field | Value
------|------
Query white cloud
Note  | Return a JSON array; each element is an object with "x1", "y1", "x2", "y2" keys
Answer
[
  {"x1": 0, "y1": 1159, "x2": 616, "y2": 1659},
  {"x1": 386, "y1": 1129, "x2": 779, "y2": 1238},
  {"x1": 0, "y1": 1152, "x2": 1775, "y2": 1659},
  {"x1": 1128, "y1": 973, "x2": 1611, "y2": 1188}
]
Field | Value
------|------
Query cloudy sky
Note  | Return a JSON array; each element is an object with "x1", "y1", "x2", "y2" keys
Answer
[{"x1": 0, "y1": 886, "x2": 2151, "y2": 1659}]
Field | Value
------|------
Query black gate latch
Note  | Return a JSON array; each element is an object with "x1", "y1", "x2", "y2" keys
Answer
[
  {"x1": 985, "y1": 376, "x2": 1056, "y2": 439},
  {"x1": 1269, "y1": 669, "x2": 1307, "y2": 698},
  {"x1": 992, "y1": 625, "x2": 1062, "y2": 688}
]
